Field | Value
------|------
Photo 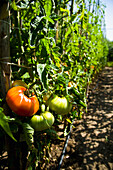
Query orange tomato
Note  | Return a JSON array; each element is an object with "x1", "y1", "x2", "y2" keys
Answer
[
  {"x1": 68, "y1": 82, "x2": 72, "y2": 87},
  {"x1": 91, "y1": 65, "x2": 94, "y2": 69},
  {"x1": 68, "y1": 82, "x2": 77, "y2": 89},
  {"x1": 6, "y1": 86, "x2": 39, "y2": 116}
]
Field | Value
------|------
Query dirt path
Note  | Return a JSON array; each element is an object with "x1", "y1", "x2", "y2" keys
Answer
[{"x1": 47, "y1": 67, "x2": 113, "y2": 170}]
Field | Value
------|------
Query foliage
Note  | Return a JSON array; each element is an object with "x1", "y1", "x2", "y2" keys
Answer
[{"x1": 106, "y1": 40, "x2": 113, "y2": 61}]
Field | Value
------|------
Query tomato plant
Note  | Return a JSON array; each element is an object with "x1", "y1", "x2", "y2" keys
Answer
[
  {"x1": 6, "y1": 86, "x2": 39, "y2": 116},
  {"x1": 0, "y1": 0, "x2": 109, "y2": 169}
]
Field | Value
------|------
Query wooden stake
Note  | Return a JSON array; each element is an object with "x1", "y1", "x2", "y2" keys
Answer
[{"x1": 0, "y1": 1, "x2": 11, "y2": 97}]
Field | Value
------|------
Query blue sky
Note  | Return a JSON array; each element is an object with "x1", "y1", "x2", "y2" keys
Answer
[{"x1": 103, "y1": 0, "x2": 113, "y2": 41}]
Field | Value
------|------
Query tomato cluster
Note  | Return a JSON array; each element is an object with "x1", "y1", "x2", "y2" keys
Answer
[{"x1": 6, "y1": 80, "x2": 72, "y2": 131}]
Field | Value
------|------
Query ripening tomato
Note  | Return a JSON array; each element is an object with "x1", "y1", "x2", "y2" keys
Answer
[
  {"x1": 12, "y1": 80, "x2": 28, "y2": 88},
  {"x1": 90, "y1": 65, "x2": 94, "y2": 69},
  {"x1": 43, "y1": 93, "x2": 51, "y2": 102},
  {"x1": 30, "y1": 111, "x2": 54, "y2": 131},
  {"x1": 6, "y1": 86, "x2": 39, "y2": 116},
  {"x1": 68, "y1": 82, "x2": 72, "y2": 87},
  {"x1": 47, "y1": 95, "x2": 72, "y2": 115},
  {"x1": 68, "y1": 82, "x2": 77, "y2": 89}
]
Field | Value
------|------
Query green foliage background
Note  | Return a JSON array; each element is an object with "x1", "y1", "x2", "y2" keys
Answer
[{"x1": 10, "y1": 0, "x2": 108, "y2": 89}]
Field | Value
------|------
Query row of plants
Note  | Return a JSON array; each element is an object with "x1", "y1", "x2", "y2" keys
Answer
[
  {"x1": 0, "y1": 0, "x2": 108, "y2": 169},
  {"x1": 106, "y1": 40, "x2": 113, "y2": 61}
]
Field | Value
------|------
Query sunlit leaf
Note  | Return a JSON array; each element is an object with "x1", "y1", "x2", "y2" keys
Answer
[
  {"x1": 0, "y1": 108, "x2": 17, "y2": 142},
  {"x1": 66, "y1": 118, "x2": 72, "y2": 124},
  {"x1": 44, "y1": 0, "x2": 52, "y2": 17},
  {"x1": 21, "y1": 72, "x2": 30, "y2": 79},
  {"x1": 12, "y1": 0, "x2": 18, "y2": 10},
  {"x1": 37, "y1": 63, "x2": 48, "y2": 89},
  {"x1": 22, "y1": 123, "x2": 34, "y2": 148}
]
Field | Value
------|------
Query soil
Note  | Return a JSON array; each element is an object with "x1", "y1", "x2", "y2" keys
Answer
[{"x1": 46, "y1": 66, "x2": 113, "y2": 170}]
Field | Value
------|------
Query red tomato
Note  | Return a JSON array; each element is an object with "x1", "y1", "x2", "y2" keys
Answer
[{"x1": 6, "y1": 86, "x2": 39, "y2": 117}]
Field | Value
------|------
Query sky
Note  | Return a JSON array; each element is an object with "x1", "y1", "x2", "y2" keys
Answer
[{"x1": 102, "y1": 0, "x2": 113, "y2": 41}]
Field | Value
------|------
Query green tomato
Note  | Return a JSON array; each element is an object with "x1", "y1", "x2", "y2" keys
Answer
[
  {"x1": 12, "y1": 80, "x2": 28, "y2": 88},
  {"x1": 30, "y1": 111, "x2": 54, "y2": 131},
  {"x1": 48, "y1": 95, "x2": 72, "y2": 115}
]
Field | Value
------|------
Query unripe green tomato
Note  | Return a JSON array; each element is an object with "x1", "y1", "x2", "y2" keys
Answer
[
  {"x1": 30, "y1": 111, "x2": 54, "y2": 131},
  {"x1": 48, "y1": 95, "x2": 72, "y2": 115},
  {"x1": 12, "y1": 80, "x2": 28, "y2": 88}
]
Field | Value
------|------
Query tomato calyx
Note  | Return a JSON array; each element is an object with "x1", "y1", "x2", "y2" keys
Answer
[
  {"x1": 22, "y1": 87, "x2": 36, "y2": 99},
  {"x1": 23, "y1": 88, "x2": 29, "y2": 97},
  {"x1": 12, "y1": 80, "x2": 36, "y2": 98}
]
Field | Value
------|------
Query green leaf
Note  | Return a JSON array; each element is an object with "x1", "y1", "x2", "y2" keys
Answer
[
  {"x1": 78, "y1": 100, "x2": 86, "y2": 108},
  {"x1": 66, "y1": 118, "x2": 72, "y2": 124},
  {"x1": 12, "y1": 0, "x2": 18, "y2": 11},
  {"x1": 21, "y1": 72, "x2": 30, "y2": 79},
  {"x1": 44, "y1": 0, "x2": 52, "y2": 18},
  {"x1": 74, "y1": 98, "x2": 86, "y2": 108},
  {"x1": 0, "y1": 108, "x2": 17, "y2": 142},
  {"x1": 70, "y1": 87, "x2": 81, "y2": 99},
  {"x1": 22, "y1": 123, "x2": 34, "y2": 148},
  {"x1": 50, "y1": 64, "x2": 59, "y2": 71},
  {"x1": 46, "y1": 129, "x2": 61, "y2": 140},
  {"x1": 60, "y1": 7, "x2": 69, "y2": 15},
  {"x1": 37, "y1": 63, "x2": 48, "y2": 89},
  {"x1": 46, "y1": 16, "x2": 54, "y2": 24}
]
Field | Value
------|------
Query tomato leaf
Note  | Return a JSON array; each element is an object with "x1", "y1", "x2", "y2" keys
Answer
[
  {"x1": 44, "y1": 0, "x2": 52, "y2": 18},
  {"x1": 66, "y1": 118, "x2": 72, "y2": 124},
  {"x1": 21, "y1": 72, "x2": 30, "y2": 79},
  {"x1": 0, "y1": 108, "x2": 17, "y2": 142},
  {"x1": 11, "y1": 0, "x2": 18, "y2": 11},
  {"x1": 46, "y1": 129, "x2": 61, "y2": 140},
  {"x1": 73, "y1": 98, "x2": 86, "y2": 108},
  {"x1": 22, "y1": 123, "x2": 34, "y2": 148},
  {"x1": 37, "y1": 64, "x2": 48, "y2": 89},
  {"x1": 66, "y1": 119, "x2": 75, "y2": 129},
  {"x1": 69, "y1": 87, "x2": 81, "y2": 99}
]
